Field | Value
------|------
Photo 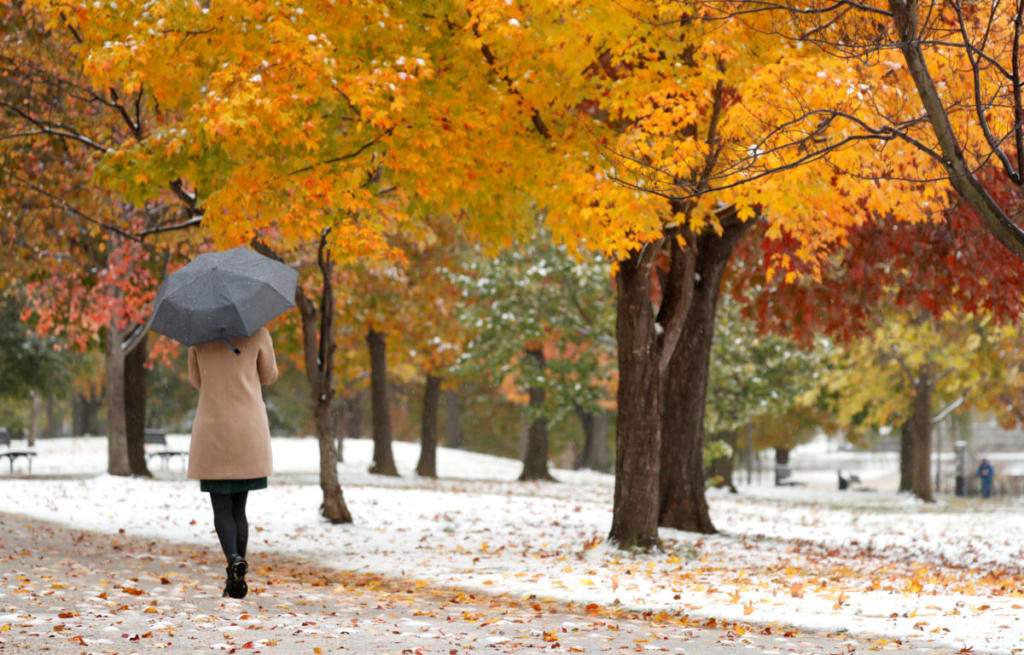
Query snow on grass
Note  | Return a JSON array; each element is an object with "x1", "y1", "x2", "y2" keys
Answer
[{"x1": 2, "y1": 435, "x2": 1023, "y2": 654}]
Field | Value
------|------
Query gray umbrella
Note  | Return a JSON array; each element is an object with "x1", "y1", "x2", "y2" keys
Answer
[{"x1": 150, "y1": 246, "x2": 297, "y2": 352}]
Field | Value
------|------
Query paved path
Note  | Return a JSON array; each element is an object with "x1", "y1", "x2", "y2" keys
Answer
[{"x1": 0, "y1": 512, "x2": 957, "y2": 654}]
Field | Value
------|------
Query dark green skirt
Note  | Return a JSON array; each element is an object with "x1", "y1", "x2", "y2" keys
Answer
[{"x1": 200, "y1": 477, "x2": 268, "y2": 494}]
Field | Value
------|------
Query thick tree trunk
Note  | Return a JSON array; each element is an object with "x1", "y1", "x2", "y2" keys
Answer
[
  {"x1": 104, "y1": 322, "x2": 131, "y2": 476},
  {"x1": 366, "y1": 328, "x2": 399, "y2": 476},
  {"x1": 444, "y1": 389, "x2": 464, "y2": 448},
  {"x1": 659, "y1": 219, "x2": 749, "y2": 534},
  {"x1": 899, "y1": 420, "x2": 913, "y2": 493},
  {"x1": 520, "y1": 348, "x2": 556, "y2": 481},
  {"x1": 910, "y1": 369, "x2": 935, "y2": 502},
  {"x1": 124, "y1": 333, "x2": 151, "y2": 477},
  {"x1": 707, "y1": 430, "x2": 739, "y2": 493},
  {"x1": 575, "y1": 406, "x2": 612, "y2": 472},
  {"x1": 416, "y1": 374, "x2": 442, "y2": 478},
  {"x1": 259, "y1": 234, "x2": 352, "y2": 523},
  {"x1": 609, "y1": 247, "x2": 664, "y2": 550}
]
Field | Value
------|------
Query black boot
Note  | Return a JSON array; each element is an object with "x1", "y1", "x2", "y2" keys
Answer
[{"x1": 225, "y1": 554, "x2": 248, "y2": 599}]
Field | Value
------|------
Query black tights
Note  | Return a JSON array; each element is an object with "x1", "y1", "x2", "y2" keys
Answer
[{"x1": 209, "y1": 492, "x2": 249, "y2": 562}]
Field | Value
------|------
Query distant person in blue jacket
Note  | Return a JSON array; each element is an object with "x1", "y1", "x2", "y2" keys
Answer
[{"x1": 977, "y1": 458, "x2": 995, "y2": 499}]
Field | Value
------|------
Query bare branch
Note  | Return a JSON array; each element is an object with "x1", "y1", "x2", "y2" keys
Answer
[
  {"x1": 8, "y1": 172, "x2": 142, "y2": 243},
  {"x1": 289, "y1": 137, "x2": 383, "y2": 176},
  {"x1": 0, "y1": 103, "x2": 110, "y2": 152},
  {"x1": 952, "y1": 0, "x2": 1020, "y2": 182}
]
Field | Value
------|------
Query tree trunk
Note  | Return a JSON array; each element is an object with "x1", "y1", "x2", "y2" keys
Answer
[
  {"x1": 73, "y1": 390, "x2": 103, "y2": 436},
  {"x1": 707, "y1": 430, "x2": 739, "y2": 493},
  {"x1": 444, "y1": 389, "x2": 464, "y2": 448},
  {"x1": 333, "y1": 387, "x2": 365, "y2": 462},
  {"x1": 520, "y1": 348, "x2": 556, "y2": 481},
  {"x1": 28, "y1": 392, "x2": 41, "y2": 447},
  {"x1": 366, "y1": 328, "x2": 399, "y2": 476},
  {"x1": 608, "y1": 246, "x2": 664, "y2": 550},
  {"x1": 575, "y1": 406, "x2": 612, "y2": 472},
  {"x1": 659, "y1": 219, "x2": 749, "y2": 534},
  {"x1": 331, "y1": 400, "x2": 345, "y2": 462},
  {"x1": 124, "y1": 333, "x2": 151, "y2": 477},
  {"x1": 104, "y1": 322, "x2": 131, "y2": 476},
  {"x1": 416, "y1": 374, "x2": 442, "y2": 478},
  {"x1": 44, "y1": 395, "x2": 61, "y2": 437},
  {"x1": 899, "y1": 420, "x2": 913, "y2": 493},
  {"x1": 910, "y1": 368, "x2": 935, "y2": 502},
  {"x1": 259, "y1": 234, "x2": 352, "y2": 523}
]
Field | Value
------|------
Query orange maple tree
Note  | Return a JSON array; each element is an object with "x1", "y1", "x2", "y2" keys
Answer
[{"x1": 18, "y1": 0, "x2": 953, "y2": 549}]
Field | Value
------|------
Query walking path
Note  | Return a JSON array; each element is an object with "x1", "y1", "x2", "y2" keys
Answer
[{"x1": 0, "y1": 512, "x2": 956, "y2": 654}]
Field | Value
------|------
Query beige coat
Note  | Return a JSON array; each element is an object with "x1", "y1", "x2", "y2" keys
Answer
[{"x1": 187, "y1": 327, "x2": 278, "y2": 480}]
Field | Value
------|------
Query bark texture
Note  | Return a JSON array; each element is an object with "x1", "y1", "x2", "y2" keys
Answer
[
  {"x1": 890, "y1": 0, "x2": 1024, "y2": 259},
  {"x1": 44, "y1": 395, "x2": 62, "y2": 438},
  {"x1": 73, "y1": 390, "x2": 103, "y2": 436},
  {"x1": 659, "y1": 218, "x2": 749, "y2": 534},
  {"x1": 104, "y1": 322, "x2": 131, "y2": 476},
  {"x1": 366, "y1": 328, "x2": 399, "y2": 476},
  {"x1": 909, "y1": 367, "x2": 936, "y2": 502},
  {"x1": 520, "y1": 348, "x2": 556, "y2": 481},
  {"x1": 899, "y1": 420, "x2": 913, "y2": 493},
  {"x1": 609, "y1": 247, "x2": 664, "y2": 550},
  {"x1": 258, "y1": 235, "x2": 352, "y2": 523},
  {"x1": 124, "y1": 333, "x2": 151, "y2": 477},
  {"x1": 575, "y1": 406, "x2": 611, "y2": 472},
  {"x1": 27, "y1": 393, "x2": 40, "y2": 447},
  {"x1": 416, "y1": 374, "x2": 442, "y2": 478},
  {"x1": 444, "y1": 389, "x2": 464, "y2": 448}
]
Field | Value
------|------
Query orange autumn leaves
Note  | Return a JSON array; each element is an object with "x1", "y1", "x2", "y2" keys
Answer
[{"x1": 18, "y1": 0, "x2": 933, "y2": 275}]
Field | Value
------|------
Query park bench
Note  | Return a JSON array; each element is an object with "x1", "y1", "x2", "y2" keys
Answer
[
  {"x1": 773, "y1": 464, "x2": 805, "y2": 487},
  {"x1": 144, "y1": 428, "x2": 189, "y2": 471},
  {"x1": 0, "y1": 427, "x2": 37, "y2": 474}
]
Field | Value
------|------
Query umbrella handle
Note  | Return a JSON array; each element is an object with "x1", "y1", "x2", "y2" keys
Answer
[{"x1": 222, "y1": 338, "x2": 241, "y2": 355}]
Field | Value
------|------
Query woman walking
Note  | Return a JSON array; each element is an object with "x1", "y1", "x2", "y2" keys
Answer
[{"x1": 187, "y1": 326, "x2": 278, "y2": 599}]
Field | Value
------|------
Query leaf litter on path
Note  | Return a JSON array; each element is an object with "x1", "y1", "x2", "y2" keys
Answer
[{"x1": 0, "y1": 512, "x2": 946, "y2": 654}]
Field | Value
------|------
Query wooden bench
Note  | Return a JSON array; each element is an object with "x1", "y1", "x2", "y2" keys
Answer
[
  {"x1": 0, "y1": 427, "x2": 37, "y2": 474},
  {"x1": 144, "y1": 428, "x2": 189, "y2": 471}
]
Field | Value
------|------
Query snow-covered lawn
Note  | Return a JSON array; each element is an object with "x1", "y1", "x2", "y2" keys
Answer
[{"x1": 2, "y1": 435, "x2": 1023, "y2": 653}]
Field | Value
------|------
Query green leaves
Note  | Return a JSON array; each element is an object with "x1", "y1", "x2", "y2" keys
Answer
[{"x1": 453, "y1": 227, "x2": 615, "y2": 422}]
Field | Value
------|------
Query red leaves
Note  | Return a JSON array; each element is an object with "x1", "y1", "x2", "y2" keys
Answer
[{"x1": 737, "y1": 167, "x2": 1024, "y2": 346}]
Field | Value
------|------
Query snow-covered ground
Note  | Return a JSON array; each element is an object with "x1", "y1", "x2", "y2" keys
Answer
[{"x1": 2, "y1": 435, "x2": 1023, "y2": 653}]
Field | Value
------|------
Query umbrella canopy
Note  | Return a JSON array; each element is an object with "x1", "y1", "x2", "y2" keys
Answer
[{"x1": 150, "y1": 246, "x2": 298, "y2": 347}]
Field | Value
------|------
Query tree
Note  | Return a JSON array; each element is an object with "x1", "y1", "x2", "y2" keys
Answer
[
  {"x1": 39, "y1": 0, "x2": 896, "y2": 548},
  {"x1": 461, "y1": 0, "x2": 909, "y2": 545},
  {"x1": 704, "y1": 296, "x2": 829, "y2": 490},
  {"x1": 819, "y1": 311, "x2": 1000, "y2": 501},
  {"x1": 253, "y1": 236, "x2": 353, "y2": 523},
  {"x1": 711, "y1": 0, "x2": 1024, "y2": 260},
  {"x1": 0, "y1": 293, "x2": 69, "y2": 401},
  {"x1": 738, "y1": 170, "x2": 1024, "y2": 501},
  {"x1": 454, "y1": 230, "x2": 617, "y2": 481},
  {"x1": 0, "y1": 1, "x2": 204, "y2": 476}
]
